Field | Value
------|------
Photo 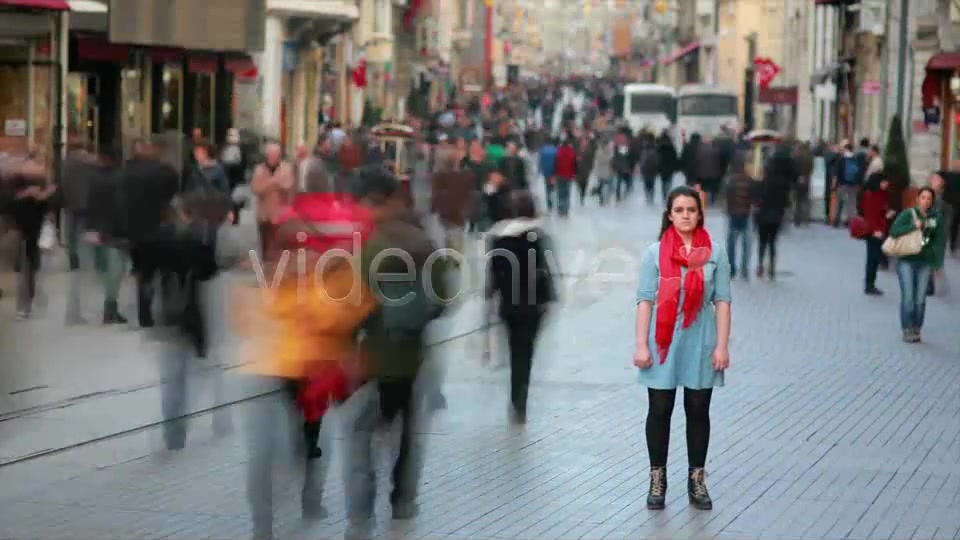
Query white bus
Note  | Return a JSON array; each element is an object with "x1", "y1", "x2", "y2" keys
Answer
[
  {"x1": 622, "y1": 83, "x2": 677, "y2": 135},
  {"x1": 676, "y1": 84, "x2": 739, "y2": 141}
]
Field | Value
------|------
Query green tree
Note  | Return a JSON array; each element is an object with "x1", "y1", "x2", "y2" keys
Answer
[
  {"x1": 882, "y1": 114, "x2": 910, "y2": 210},
  {"x1": 883, "y1": 114, "x2": 910, "y2": 189}
]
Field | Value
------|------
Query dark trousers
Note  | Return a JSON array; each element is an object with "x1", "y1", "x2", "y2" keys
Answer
[
  {"x1": 865, "y1": 236, "x2": 883, "y2": 290},
  {"x1": 615, "y1": 174, "x2": 632, "y2": 201},
  {"x1": 575, "y1": 176, "x2": 589, "y2": 205},
  {"x1": 701, "y1": 177, "x2": 722, "y2": 205},
  {"x1": 641, "y1": 174, "x2": 657, "y2": 202},
  {"x1": 646, "y1": 388, "x2": 713, "y2": 468},
  {"x1": 16, "y1": 226, "x2": 41, "y2": 313},
  {"x1": 756, "y1": 220, "x2": 782, "y2": 273},
  {"x1": 503, "y1": 309, "x2": 543, "y2": 414},
  {"x1": 658, "y1": 170, "x2": 674, "y2": 201},
  {"x1": 136, "y1": 268, "x2": 156, "y2": 327},
  {"x1": 794, "y1": 185, "x2": 811, "y2": 225},
  {"x1": 258, "y1": 220, "x2": 275, "y2": 256},
  {"x1": 949, "y1": 201, "x2": 960, "y2": 254}
]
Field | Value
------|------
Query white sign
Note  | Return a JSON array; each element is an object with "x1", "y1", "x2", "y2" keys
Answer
[
  {"x1": 814, "y1": 82, "x2": 836, "y2": 103},
  {"x1": 4, "y1": 119, "x2": 26, "y2": 137}
]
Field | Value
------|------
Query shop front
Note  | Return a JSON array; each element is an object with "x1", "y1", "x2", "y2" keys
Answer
[
  {"x1": 922, "y1": 52, "x2": 960, "y2": 169},
  {"x1": 106, "y1": 0, "x2": 265, "y2": 168},
  {"x1": 0, "y1": 2, "x2": 67, "y2": 157}
]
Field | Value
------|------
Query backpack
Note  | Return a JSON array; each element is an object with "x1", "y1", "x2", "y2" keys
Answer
[
  {"x1": 378, "y1": 280, "x2": 445, "y2": 339},
  {"x1": 843, "y1": 157, "x2": 861, "y2": 184}
]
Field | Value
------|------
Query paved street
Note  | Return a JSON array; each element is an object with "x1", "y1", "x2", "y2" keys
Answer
[{"x1": 1, "y1": 189, "x2": 959, "y2": 539}]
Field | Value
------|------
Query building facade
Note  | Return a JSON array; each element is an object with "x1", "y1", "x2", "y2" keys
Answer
[{"x1": 257, "y1": 0, "x2": 357, "y2": 153}]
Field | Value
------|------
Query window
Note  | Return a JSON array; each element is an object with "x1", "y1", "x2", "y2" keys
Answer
[
  {"x1": 628, "y1": 93, "x2": 677, "y2": 122},
  {"x1": 160, "y1": 65, "x2": 182, "y2": 132},
  {"x1": 193, "y1": 72, "x2": 214, "y2": 137},
  {"x1": 678, "y1": 94, "x2": 737, "y2": 116}
]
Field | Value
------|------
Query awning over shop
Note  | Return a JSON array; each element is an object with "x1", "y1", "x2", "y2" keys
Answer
[
  {"x1": 187, "y1": 55, "x2": 218, "y2": 74},
  {"x1": 926, "y1": 52, "x2": 960, "y2": 71},
  {"x1": 75, "y1": 34, "x2": 129, "y2": 62},
  {"x1": 225, "y1": 56, "x2": 258, "y2": 79},
  {"x1": 268, "y1": 0, "x2": 358, "y2": 20},
  {"x1": 660, "y1": 41, "x2": 700, "y2": 66},
  {"x1": 0, "y1": 0, "x2": 67, "y2": 9}
]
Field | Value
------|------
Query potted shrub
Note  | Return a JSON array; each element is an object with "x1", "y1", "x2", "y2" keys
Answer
[{"x1": 882, "y1": 114, "x2": 913, "y2": 210}]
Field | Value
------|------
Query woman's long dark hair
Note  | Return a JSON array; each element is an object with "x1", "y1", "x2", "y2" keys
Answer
[{"x1": 659, "y1": 185, "x2": 705, "y2": 239}]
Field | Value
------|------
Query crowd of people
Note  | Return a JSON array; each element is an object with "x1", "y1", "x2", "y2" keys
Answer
[{"x1": 1, "y1": 76, "x2": 958, "y2": 539}]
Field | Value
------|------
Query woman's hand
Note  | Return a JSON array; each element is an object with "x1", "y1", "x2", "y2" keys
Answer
[
  {"x1": 712, "y1": 346, "x2": 730, "y2": 371},
  {"x1": 633, "y1": 344, "x2": 653, "y2": 369}
]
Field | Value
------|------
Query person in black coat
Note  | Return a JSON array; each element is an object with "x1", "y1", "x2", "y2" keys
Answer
[
  {"x1": 486, "y1": 190, "x2": 556, "y2": 424},
  {"x1": 119, "y1": 141, "x2": 180, "y2": 327},
  {"x1": 754, "y1": 144, "x2": 795, "y2": 280},
  {"x1": 655, "y1": 130, "x2": 679, "y2": 202},
  {"x1": 134, "y1": 191, "x2": 230, "y2": 450}
]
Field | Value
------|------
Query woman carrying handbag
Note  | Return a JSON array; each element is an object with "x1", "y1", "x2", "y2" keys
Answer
[{"x1": 884, "y1": 187, "x2": 945, "y2": 343}]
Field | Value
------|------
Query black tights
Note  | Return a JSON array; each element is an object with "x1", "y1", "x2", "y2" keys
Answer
[
  {"x1": 646, "y1": 388, "x2": 713, "y2": 468},
  {"x1": 756, "y1": 221, "x2": 781, "y2": 272},
  {"x1": 284, "y1": 380, "x2": 323, "y2": 460}
]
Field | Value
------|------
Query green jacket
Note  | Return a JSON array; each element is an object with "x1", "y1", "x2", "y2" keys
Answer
[
  {"x1": 360, "y1": 211, "x2": 450, "y2": 381},
  {"x1": 888, "y1": 206, "x2": 946, "y2": 268},
  {"x1": 485, "y1": 144, "x2": 506, "y2": 168}
]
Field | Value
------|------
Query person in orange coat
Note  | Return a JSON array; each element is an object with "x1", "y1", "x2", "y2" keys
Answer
[{"x1": 237, "y1": 183, "x2": 376, "y2": 540}]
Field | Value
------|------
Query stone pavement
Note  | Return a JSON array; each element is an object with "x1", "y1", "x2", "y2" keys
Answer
[{"x1": 1, "y1": 189, "x2": 959, "y2": 539}]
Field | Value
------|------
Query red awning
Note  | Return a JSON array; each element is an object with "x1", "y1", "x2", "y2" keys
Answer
[
  {"x1": 76, "y1": 35, "x2": 129, "y2": 62},
  {"x1": 0, "y1": 0, "x2": 68, "y2": 9},
  {"x1": 187, "y1": 55, "x2": 218, "y2": 74},
  {"x1": 225, "y1": 56, "x2": 257, "y2": 79},
  {"x1": 147, "y1": 47, "x2": 183, "y2": 64},
  {"x1": 660, "y1": 41, "x2": 700, "y2": 65},
  {"x1": 926, "y1": 52, "x2": 960, "y2": 71}
]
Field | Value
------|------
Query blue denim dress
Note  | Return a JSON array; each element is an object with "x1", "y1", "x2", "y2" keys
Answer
[{"x1": 636, "y1": 241, "x2": 732, "y2": 390}]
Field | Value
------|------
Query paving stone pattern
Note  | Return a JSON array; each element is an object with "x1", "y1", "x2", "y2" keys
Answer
[{"x1": 1, "y1": 191, "x2": 959, "y2": 540}]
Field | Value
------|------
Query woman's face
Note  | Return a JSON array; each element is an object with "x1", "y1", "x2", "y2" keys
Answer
[
  {"x1": 668, "y1": 194, "x2": 701, "y2": 234},
  {"x1": 917, "y1": 190, "x2": 934, "y2": 211},
  {"x1": 880, "y1": 179, "x2": 889, "y2": 190}
]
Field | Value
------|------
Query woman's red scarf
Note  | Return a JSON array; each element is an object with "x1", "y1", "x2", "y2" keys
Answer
[{"x1": 655, "y1": 226, "x2": 712, "y2": 363}]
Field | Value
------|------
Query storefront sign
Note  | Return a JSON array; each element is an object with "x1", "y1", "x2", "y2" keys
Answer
[
  {"x1": 4, "y1": 119, "x2": 26, "y2": 137},
  {"x1": 862, "y1": 80, "x2": 882, "y2": 95},
  {"x1": 758, "y1": 86, "x2": 798, "y2": 105}
]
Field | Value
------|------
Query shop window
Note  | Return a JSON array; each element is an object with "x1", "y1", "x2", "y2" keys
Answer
[
  {"x1": 160, "y1": 66, "x2": 183, "y2": 132},
  {"x1": 66, "y1": 74, "x2": 98, "y2": 150},
  {"x1": 193, "y1": 72, "x2": 214, "y2": 138}
]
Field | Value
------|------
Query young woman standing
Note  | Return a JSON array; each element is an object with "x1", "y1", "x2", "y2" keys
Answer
[
  {"x1": 634, "y1": 186, "x2": 732, "y2": 510},
  {"x1": 888, "y1": 187, "x2": 945, "y2": 343}
]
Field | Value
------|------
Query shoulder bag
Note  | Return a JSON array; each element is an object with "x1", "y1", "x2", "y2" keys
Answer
[{"x1": 881, "y1": 209, "x2": 923, "y2": 257}]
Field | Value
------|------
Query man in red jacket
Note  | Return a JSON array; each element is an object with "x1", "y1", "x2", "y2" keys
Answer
[{"x1": 554, "y1": 135, "x2": 578, "y2": 217}]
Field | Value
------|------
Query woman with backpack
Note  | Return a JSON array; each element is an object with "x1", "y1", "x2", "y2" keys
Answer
[{"x1": 486, "y1": 190, "x2": 556, "y2": 424}]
